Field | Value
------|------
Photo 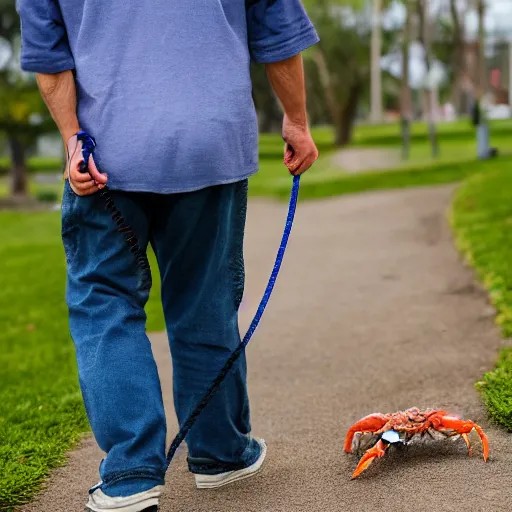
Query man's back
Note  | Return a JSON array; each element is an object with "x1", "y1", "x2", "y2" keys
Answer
[{"x1": 19, "y1": 0, "x2": 318, "y2": 193}]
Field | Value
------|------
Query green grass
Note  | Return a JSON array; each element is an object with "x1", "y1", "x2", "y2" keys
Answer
[
  {"x1": 250, "y1": 121, "x2": 512, "y2": 196},
  {"x1": 0, "y1": 156, "x2": 64, "y2": 176},
  {"x1": 352, "y1": 118, "x2": 512, "y2": 147},
  {"x1": 0, "y1": 208, "x2": 165, "y2": 511},
  {"x1": 254, "y1": 153, "x2": 512, "y2": 201},
  {"x1": 452, "y1": 166, "x2": 512, "y2": 431},
  {"x1": 2, "y1": 122, "x2": 512, "y2": 509}
]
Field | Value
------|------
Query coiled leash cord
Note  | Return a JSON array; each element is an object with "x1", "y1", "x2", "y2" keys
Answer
[
  {"x1": 77, "y1": 131, "x2": 300, "y2": 473},
  {"x1": 77, "y1": 132, "x2": 151, "y2": 273}
]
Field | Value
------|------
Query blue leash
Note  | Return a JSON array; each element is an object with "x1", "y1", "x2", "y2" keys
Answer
[{"x1": 76, "y1": 131, "x2": 300, "y2": 472}]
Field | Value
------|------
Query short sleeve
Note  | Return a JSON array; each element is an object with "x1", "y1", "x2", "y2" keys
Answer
[
  {"x1": 16, "y1": 0, "x2": 75, "y2": 73},
  {"x1": 246, "y1": 0, "x2": 320, "y2": 64}
]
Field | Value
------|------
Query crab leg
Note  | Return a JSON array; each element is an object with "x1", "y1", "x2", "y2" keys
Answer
[
  {"x1": 461, "y1": 433, "x2": 472, "y2": 456},
  {"x1": 351, "y1": 439, "x2": 389, "y2": 479},
  {"x1": 436, "y1": 416, "x2": 489, "y2": 461},
  {"x1": 344, "y1": 413, "x2": 389, "y2": 453}
]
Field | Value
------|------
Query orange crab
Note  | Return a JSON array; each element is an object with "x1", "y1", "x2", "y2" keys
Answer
[{"x1": 345, "y1": 407, "x2": 489, "y2": 479}]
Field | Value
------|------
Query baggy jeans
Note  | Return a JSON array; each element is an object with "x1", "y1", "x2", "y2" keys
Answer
[{"x1": 61, "y1": 178, "x2": 261, "y2": 497}]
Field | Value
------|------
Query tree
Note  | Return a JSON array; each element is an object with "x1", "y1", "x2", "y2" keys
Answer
[
  {"x1": 370, "y1": 0, "x2": 382, "y2": 123},
  {"x1": 370, "y1": 0, "x2": 383, "y2": 123},
  {"x1": 476, "y1": 0, "x2": 486, "y2": 99},
  {"x1": 449, "y1": 0, "x2": 471, "y2": 115},
  {"x1": 400, "y1": 0, "x2": 413, "y2": 160},
  {"x1": 308, "y1": 1, "x2": 373, "y2": 146},
  {"x1": 417, "y1": 0, "x2": 439, "y2": 157},
  {"x1": 0, "y1": 0, "x2": 54, "y2": 198}
]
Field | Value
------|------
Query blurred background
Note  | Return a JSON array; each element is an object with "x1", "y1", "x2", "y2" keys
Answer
[
  {"x1": 1, "y1": 0, "x2": 512, "y2": 202},
  {"x1": 1, "y1": 0, "x2": 512, "y2": 511}
]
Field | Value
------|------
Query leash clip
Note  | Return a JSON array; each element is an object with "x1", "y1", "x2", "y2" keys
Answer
[{"x1": 76, "y1": 131, "x2": 97, "y2": 172}]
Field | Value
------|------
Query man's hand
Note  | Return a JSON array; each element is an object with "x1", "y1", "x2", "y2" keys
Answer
[
  {"x1": 35, "y1": 72, "x2": 107, "y2": 195},
  {"x1": 282, "y1": 114, "x2": 319, "y2": 175},
  {"x1": 66, "y1": 134, "x2": 108, "y2": 196},
  {"x1": 264, "y1": 55, "x2": 318, "y2": 176}
]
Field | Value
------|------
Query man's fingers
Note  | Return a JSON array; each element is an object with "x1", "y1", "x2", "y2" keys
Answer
[
  {"x1": 284, "y1": 149, "x2": 304, "y2": 173},
  {"x1": 290, "y1": 159, "x2": 308, "y2": 176},
  {"x1": 284, "y1": 142, "x2": 319, "y2": 174},
  {"x1": 70, "y1": 155, "x2": 107, "y2": 185},
  {"x1": 284, "y1": 143, "x2": 295, "y2": 164},
  {"x1": 87, "y1": 155, "x2": 108, "y2": 184},
  {"x1": 69, "y1": 179, "x2": 99, "y2": 196},
  {"x1": 71, "y1": 164, "x2": 92, "y2": 182},
  {"x1": 290, "y1": 152, "x2": 317, "y2": 176},
  {"x1": 286, "y1": 150, "x2": 310, "y2": 174},
  {"x1": 72, "y1": 179, "x2": 96, "y2": 190}
]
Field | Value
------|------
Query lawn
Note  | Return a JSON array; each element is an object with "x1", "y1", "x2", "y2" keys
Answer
[
  {"x1": 0, "y1": 212, "x2": 165, "y2": 511},
  {"x1": 1, "y1": 120, "x2": 512, "y2": 510},
  {"x1": 250, "y1": 120, "x2": 512, "y2": 196},
  {"x1": 351, "y1": 117, "x2": 512, "y2": 147},
  {"x1": 452, "y1": 167, "x2": 512, "y2": 432}
]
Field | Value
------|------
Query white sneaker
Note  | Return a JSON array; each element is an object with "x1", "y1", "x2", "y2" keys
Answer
[
  {"x1": 85, "y1": 485, "x2": 164, "y2": 512},
  {"x1": 194, "y1": 438, "x2": 267, "y2": 489}
]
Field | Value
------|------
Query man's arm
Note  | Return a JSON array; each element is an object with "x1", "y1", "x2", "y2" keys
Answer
[
  {"x1": 17, "y1": 0, "x2": 106, "y2": 195},
  {"x1": 36, "y1": 71, "x2": 107, "y2": 195},
  {"x1": 246, "y1": 0, "x2": 320, "y2": 174},
  {"x1": 36, "y1": 71, "x2": 80, "y2": 143},
  {"x1": 265, "y1": 55, "x2": 318, "y2": 175}
]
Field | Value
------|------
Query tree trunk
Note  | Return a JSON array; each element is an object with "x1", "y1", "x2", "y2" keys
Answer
[
  {"x1": 417, "y1": 0, "x2": 439, "y2": 158},
  {"x1": 259, "y1": 108, "x2": 282, "y2": 134},
  {"x1": 334, "y1": 83, "x2": 361, "y2": 147},
  {"x1": 370, "y1": 0, "x2": 383, "y2": 123},
  {"x1": 313, "y1": 50, "x2": 340, "y2": 127},
  {"x1": 313, "y1": 48, "x2": 362, "y2": 147},
  {"x1": 400, "y1": 0, "x2": 413, "y2": 160},
  {"x1": 477, "y1": 0, "x2": 486, "y2": 99},
  {"x1": 8, "y1": 134, "x2": 28, "y2": 197},
  {"x1": 450, "y1": 0, "x2": 470, "y2": 116}
]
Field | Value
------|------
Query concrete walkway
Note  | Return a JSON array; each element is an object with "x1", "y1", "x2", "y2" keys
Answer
[
  {"x1": 22, "y1": 185, "x2": 512, "y2": 511},
  {"x1": 330, "y1": 147, "x2": 400, "y2": 172}
]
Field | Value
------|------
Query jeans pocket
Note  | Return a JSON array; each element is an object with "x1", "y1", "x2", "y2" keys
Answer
[{"x1": 61, "y1": 180, "x2": 80, "y2": 267}]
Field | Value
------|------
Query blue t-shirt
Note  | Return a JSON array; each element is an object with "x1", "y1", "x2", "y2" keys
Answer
[{"x1": 17, "y1": 0, "x2": 319, "y2": 193}]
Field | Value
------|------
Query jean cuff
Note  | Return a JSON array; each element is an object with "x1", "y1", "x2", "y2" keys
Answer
[
  {"x1": 95, "y1": 468, "x2": 165, "y2": 498},
  {"x1": 187, "y1": 438, "x2": 262, "y2": 475}
]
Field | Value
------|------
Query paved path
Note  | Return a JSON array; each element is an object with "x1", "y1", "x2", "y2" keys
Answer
[
  {"x1": 22, "y1": 185, "x2": 512, "y2": 512},
  {"x1": 330, "y1": 147, "x2": 400, "y2": 172}
]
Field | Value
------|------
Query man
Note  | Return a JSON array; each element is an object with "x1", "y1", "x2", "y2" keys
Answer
[{"x1": 17, "y1": 1, "x2": 319, "y2": 511}]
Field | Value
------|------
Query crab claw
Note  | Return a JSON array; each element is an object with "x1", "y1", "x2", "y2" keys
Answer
[
  {"x1": 436, "y1": 415, "x2": 489, "y2": 461},
  {"x1": 344, "y1": 413, "x2": 389, "y2": 453},
  {"x1": 351, "y1": 439, "x2": 389, "y2": 479}
]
